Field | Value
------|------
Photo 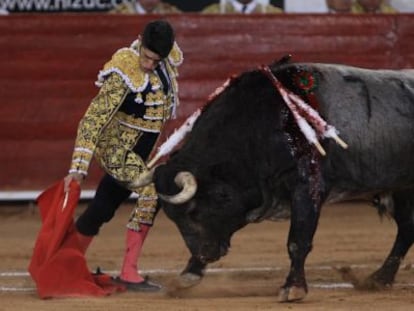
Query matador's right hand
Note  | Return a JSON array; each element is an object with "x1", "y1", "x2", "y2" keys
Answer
[{"x1": 64, "y1": 172, "x2": 85, "y2": 193}]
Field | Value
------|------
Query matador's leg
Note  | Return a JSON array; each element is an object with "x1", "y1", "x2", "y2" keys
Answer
[
  {"x1": 127, "y1": 184, "x2": 159, "y2": 231},
  {"x1": 95, "y1": 140, "x2": 160, "y2": 230}
]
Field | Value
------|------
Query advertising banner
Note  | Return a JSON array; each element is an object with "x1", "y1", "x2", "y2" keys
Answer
[{"x1": 0, "y1": 0, "x2": 121, "y2": 12}]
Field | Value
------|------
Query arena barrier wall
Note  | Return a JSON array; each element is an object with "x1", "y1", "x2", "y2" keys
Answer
[{"x1": 1, "y1": 14, "x2": 413, "y2": 196}]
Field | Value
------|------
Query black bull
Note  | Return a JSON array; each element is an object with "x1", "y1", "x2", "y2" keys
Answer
[{"x1": 152, "y1": 62, "x2": 414, "y2": 302}]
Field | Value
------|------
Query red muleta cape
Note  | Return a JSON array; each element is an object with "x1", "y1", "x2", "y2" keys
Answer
[{"x1": 28, "y1": 180, "x2": 124, "y2": 298}]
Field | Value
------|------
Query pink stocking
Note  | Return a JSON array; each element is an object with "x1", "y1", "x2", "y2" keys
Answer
[{"x1": 119, "y1": 225, "x2": 150, "y2": 283}]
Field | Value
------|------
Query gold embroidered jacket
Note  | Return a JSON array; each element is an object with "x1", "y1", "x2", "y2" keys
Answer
[{"x1": 69, "y1": 39, "x2": 183, "y2": 178}]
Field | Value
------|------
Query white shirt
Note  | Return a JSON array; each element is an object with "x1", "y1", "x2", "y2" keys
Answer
[
  {"x1": 134, "y1": 2, "x2": 148, "y2": 14},
  {"x1": 390, "y1": 0, "x2": 414, "y2": 12},
  {"x1": 229, "y1": 0, "x2": 262, "y2": 14},
  {"x1": 285, "y1": 0, "x2": 330, "y2": 13}
]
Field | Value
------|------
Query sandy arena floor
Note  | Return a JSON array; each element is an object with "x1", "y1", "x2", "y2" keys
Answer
[{"x1": 0, "y1": 201, "x2": 413, "y2": 311}]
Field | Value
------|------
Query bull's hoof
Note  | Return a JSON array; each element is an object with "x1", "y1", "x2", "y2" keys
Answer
[
  {"x1": 176, "y1": 272, "x2": 203, "y2": 289},
  {"x1": 278, "y1": 286, "x2": 307, "y2": 302},
  {"x1": 359, "y1": 277, "x2": 392, "y2": 291},
  {"x1": 335, "y1": 266, "x2": 393, "y2": 291}
]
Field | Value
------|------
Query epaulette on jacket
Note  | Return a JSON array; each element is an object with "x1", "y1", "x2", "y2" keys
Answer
[{"x1": 95, "y1": 39, "x2": 183, "y2": 94}]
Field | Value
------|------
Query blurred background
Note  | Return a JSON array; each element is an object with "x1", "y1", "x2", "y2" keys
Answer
[{"x1": 1, "y1": 0, "x2": 413, "y2": 201}]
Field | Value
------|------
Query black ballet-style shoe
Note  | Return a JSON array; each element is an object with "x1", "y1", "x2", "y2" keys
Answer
[{"x1": 112, "y1": 276, "x2": 162, "y2": 292}]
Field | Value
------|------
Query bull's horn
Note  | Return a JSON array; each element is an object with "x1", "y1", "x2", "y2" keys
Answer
[
  {"x1": 130, "y1": 168, "x2": 154, "y2": 189},
  {"x1": 159, "y1": 171, "x2": 197, "y2": 204}
]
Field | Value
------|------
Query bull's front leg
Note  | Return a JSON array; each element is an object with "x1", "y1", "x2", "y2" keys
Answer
[
  {"x1": 178, "y1": 256, "x2": 207, "y2": 288},
  {"x1": 278, "y1": 183, "x2": 321, "y2": 302}
]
